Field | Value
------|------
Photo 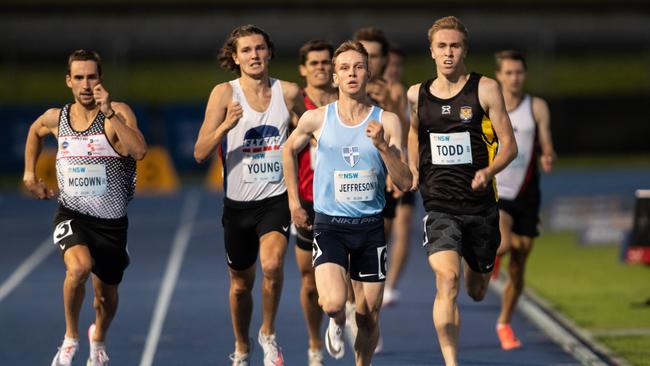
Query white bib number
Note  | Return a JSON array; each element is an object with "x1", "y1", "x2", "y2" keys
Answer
[
  {"x1": 243, "y1": 149, "x2": 283, "y2": 183},
  {"x1": 429, "y1": 132, "x2": 473, "y2": 165},
  {"x1": 334, "y1": 170, "x2": 377, "y2": 202},
  {"x1": 63, "y1": 164, "x2": 107, "y2": 197}
]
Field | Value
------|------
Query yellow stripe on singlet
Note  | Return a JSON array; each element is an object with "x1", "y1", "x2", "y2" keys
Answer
[{"x1": 481, "y1": 115, "x2": 499, "y2": 201}]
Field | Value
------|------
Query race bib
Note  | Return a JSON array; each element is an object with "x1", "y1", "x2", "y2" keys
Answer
[
  {"x1": 63, "y1": 164, "x2": 107, "y2": 196},
  {"x1": 429, "y1": 132, "x2": 472, "y2": 165},
  {"x1": 243, "y1": 149, "x2": 283, "y2": 183},
  {"x1": 334, "y1": 170, "x2": 378, "y2": 202}
]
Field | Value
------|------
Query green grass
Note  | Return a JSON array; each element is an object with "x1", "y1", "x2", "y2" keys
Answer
[
  {"x1": 2, "y1": 52, "x2": 650, "y2": 104},
  {"x1": 553, "y1": 154, "x2": 650, "y2": 169},
  {"x1": 525, "y1": 231, "x2": 650, "y2": 363},
  {"x1": 598, "y1": 335, "x2": 650, "y2": 366}
]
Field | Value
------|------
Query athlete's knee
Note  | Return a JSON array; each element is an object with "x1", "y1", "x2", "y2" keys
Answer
[
  {"x1": 320, "y1": 294, "x2": 346, "y2": 316},
  {"x1": 230, "y1": 277, "x2": 254, "y2": 299},
  {"x1": 301, "y1": 274, "x2": 317, "y2": 297},
  {"x1": 260, "y1": 257, "x2": 284, "y2": 279},
  {"x1": 66, "y1": 262, "x2": 92, "y2": 283},
  {"x1": 93, "y1": 292, "x2": 117, "y2": 313},
  {"x1": 435, "y1": 270, "x2": 460, "y2": 300},
  {"x1": 466, "y1": 280, "x2": 489, "y2": 302},
  {"x1": 355, "y1": 311, "x2": 379, "y2": 332}
]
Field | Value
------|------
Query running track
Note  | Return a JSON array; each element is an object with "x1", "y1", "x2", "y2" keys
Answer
[{"x1": 0, "y1": 189, "x2": 585, "y2": 365}]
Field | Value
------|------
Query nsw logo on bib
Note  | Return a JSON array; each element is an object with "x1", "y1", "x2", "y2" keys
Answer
[
  {"x1": 429, "y1": 132, "x2": 472, "y2": 165},
  {"x1": 243, "y1": 149, "x2": 283, "y2": 183},
  {"x1": 63, "y1": 164, "x2": 107, "y2": 196},
  {"x1": 334, "y1": 170, "x2": 377, "y2": 202}
]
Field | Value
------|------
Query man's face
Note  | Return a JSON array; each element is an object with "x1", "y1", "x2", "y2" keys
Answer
[
  {"x1": 300, "y1": 49, "x2": 333, "y2": 88},
  {"x1": 430, "y1": 29, "x2": 467, "y2": 77},
  {"x1": 496, "y1": 59, "x2": 526, "y2": 94},
  {"x1": 384, "y1": 51, "x2": 404, "y2": 82},
  {"x1": 333, "y1": 50, "x2": 368, "y2": 95},
  {"x1": 66, "y1": 60, "x2": 101, "y2": 107},
  {"x1": 358, "y1": 40, "x2": 385, "y2": 80},
  {"x1": 233, "y1": 34, "x2": 271, "y2": 78}
]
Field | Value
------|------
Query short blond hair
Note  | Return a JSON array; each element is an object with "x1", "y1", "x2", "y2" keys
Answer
[
  {"x1": 427, "y1": 16, "x2": 469, "y2": 46},
  {"x1": 332, "y1": 40, "x2": 368, "y2": 69}
]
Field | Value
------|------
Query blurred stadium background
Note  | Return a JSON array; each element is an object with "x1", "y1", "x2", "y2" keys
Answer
[{"x1": 1, "y1": 0, "x2": 649, "y2": 364}]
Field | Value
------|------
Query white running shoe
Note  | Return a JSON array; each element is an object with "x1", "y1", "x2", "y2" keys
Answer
[
  {"x1": 51, "y1": 338, "x2": 79, "y2": 366},
  {"x1": 325, "y1": 318, "x2": 345, "y2": 359},
  {"x1": 86, "y1": 323, "x2": 110, "y2": 366},
  {"x1": 229, "y1": 352, "x2": 250, "y2": 366},
  {"x1": 257, "y1": 330, "x2": 285, "y2": 366},
  {"x1": 343, "y1": 301, "x2": 357, "y2": 348},
  {"x1": 86, "y1": 348, "x2": 109, "y2": 366},
  {"x1": 308, "y1": 348, "x2": 324, "y2": 366},
  {"x1": 382, "y1": 287, "x2": 400, "y2": 307}
]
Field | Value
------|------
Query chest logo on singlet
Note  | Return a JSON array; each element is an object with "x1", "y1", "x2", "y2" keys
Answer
[
  {"x1": 442, "y1": 105, "x2": 451, "y2": 115},
  {"x1": 341, "y1": 146, "x2": 360, "y2": 167},
  {"x1": 460, "y1": 106, "x2": 473, "y2": 123},
  {"x1": 242, "y1": 126, "x2": 283, "y2": 183}
]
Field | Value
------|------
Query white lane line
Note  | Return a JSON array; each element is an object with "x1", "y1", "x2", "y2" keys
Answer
[
  {"x1": 0, "y1": 237, "x2": 54, "y2": 302},
  {"x1": 139, "y1": 190, "x2": 201, "y2": 366}
]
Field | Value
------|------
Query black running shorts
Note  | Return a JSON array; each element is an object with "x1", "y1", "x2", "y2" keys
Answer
[
  {"x1": 422, "y1": 205, "x2": 500, "y2": 273},
  {"x1": 222, "y1": 193, "x2": 291, "y2": 271},
  {"x1": 312, "y1": 213, "x2": 387, "y2": 282},
  {"x1": 53, "y1": 205, "x2": 130, "y2": 285},
  {"x1": 498, "y1": 191, "x2": 541, "y2": 238}
]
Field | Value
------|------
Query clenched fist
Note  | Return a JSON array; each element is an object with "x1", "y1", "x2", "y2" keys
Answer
[
  {"x1": 23, "y1": 176, "x2": 54, "y2": 200},
  {"x1": 366, "y1": 120, "x2": 388, "y2": 151},
  {"x1": 93, "y1": 84, "x2": 112, "y2": 115},
  {"x1": 222, "y1": 101, "x2": 243, "y2": 131}
]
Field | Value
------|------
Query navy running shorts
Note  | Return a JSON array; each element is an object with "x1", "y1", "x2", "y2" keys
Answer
[{"x1": 313, "y1": 213, "x2": 387, "y2": 282}]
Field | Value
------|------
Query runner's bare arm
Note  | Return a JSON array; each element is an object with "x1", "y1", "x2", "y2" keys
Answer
[
  {"x1": 194, "y1": 83, "x2": 242, "y2": 163},
  {"x1": 94, "y1": 84, "x2": 146, "y2": 160},
  {"x1": 367, "y1": 111, "x2": 412, "y2": 192},
  {"x1": 23, "y1": 108, "x2": 60, "y2": 199},
  {"x1": 407, "y1": 84, "x2": 421, "y2": 191},
  {"x1": 532, "y1": 96, "x2": 555, "y2": 173},
  {"x1": 391, "y1": 81, "x2": 409, "y2": 138},
  {"x1": 282, "y1": 108, "x2": 324, "y2": 229},
  {"x1": 473, "y1": 77, "x2": 518, "y2": 190},
  {"x1": 281, "y1": 80, "x2": 307, "y2": 128}
]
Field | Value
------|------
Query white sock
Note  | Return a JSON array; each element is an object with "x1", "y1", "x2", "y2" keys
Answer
[{"x1": 63, "y1": 336, "x2": 79, "y2": 346}]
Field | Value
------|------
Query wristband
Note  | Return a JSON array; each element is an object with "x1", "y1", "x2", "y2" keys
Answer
[{"x1": 105, "y1": 109, "x2": 116, "y2": 119}]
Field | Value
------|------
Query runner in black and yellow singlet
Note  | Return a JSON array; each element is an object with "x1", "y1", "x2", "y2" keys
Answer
[
  {"x1": 417, "y1": 72, "x2": 499, "y2": 215},
  {"x1": 406, "y1": 16, "x2": 517, "y2": 366}
]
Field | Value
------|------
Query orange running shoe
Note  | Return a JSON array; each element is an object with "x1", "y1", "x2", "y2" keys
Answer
[{"x1": 496, "y1": 323, "x2": 522, "y2": 351}]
